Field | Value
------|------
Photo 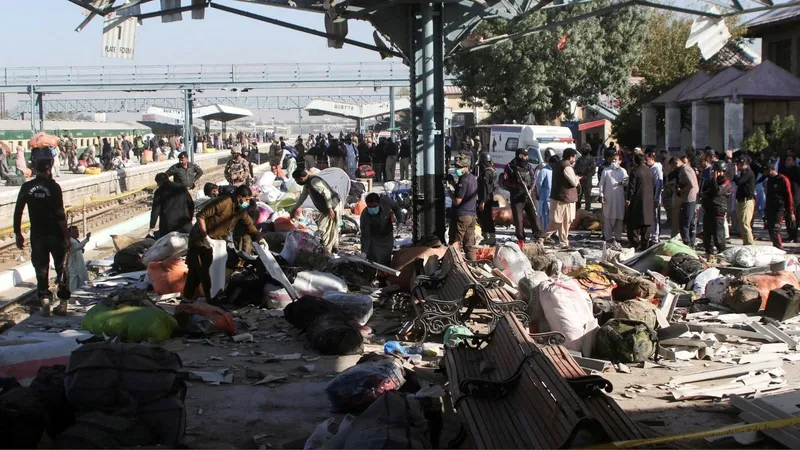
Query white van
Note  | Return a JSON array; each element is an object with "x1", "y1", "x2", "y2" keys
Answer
[{"x1": 489, "y1": 124, "x2": 575, "y2": 157}]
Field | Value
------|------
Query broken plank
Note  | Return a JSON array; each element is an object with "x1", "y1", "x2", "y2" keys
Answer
[
  {"x1": 764, "y1": 324, "x2": 799, "y2": 351},
  {"x1": 688, "y1": 324, "x2": 778, "y2": 342},
  {"x1": 660, "y1": 338, "x2": 715, "y2": 348},
  {"x1": 568, "y1": 350, "x2": 613, "y2": 372},
  {"x1": 748, "y1": 322, "x2": 791, "y2": 347},
  {"x1": 671, "y1": 380, "x2": 783, "y2": 400},
  {"x1": 738, "y1": 353, "x2": 784, "y2": 365},
  {"x1": 669, "y1": 360, "x2": 783, "y2": 385},
  {"x1": 731, "y1": 395, "x2": 800, "y2": 448}
]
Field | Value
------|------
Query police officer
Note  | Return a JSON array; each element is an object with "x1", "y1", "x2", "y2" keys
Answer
[
  {"x1": 502, "y1": 148, "x2": 539, "y2": 244},
  {"x1": 763, "y1": 158, "x2": 794, "y2": 250},
  {"x1": 477, "y1": 152, "x2": 497, "y2": 246}
]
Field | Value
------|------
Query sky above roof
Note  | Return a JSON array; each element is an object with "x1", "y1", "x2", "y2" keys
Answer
[{"x1": 2, "y1": 1, "x2": 382, "y2": 66}]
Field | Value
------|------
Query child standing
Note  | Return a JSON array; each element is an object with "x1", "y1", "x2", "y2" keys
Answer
[{"x1": 68, "y1": 226, "x2": 91, "y2": 292}]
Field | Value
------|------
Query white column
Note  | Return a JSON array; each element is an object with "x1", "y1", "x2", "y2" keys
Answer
[
  {"x1": 642, "y1": 104, "x2": 657, "y2": 149},
  {"x1": 691, "y1": 100, "x2": 709, "y2": 150},
  {"x1": 724, "y1": 98, "x2": 744, "y2": 150},
  {"x1": 665, "y1": 103, "x2": 681, "y2": 152}
]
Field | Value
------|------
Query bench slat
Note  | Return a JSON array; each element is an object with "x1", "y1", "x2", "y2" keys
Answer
[{"x1": 491, "y1": 320, "x2": 578, "y2": 446}]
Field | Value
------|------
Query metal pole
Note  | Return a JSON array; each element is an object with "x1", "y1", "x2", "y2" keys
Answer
[
  {"x1": 29, "y1": 86, "x2": 36, "y2": 135},
  {"x1": 297, "y1": 108, "x2": 302, "y2": 135},
  {"x1": 422, "y1": 3, "x2": 436, "y2": 239},
  {"x1": 183, "y1": 89, "x2": 193, "y2": 163},
  {"x1": 37, "y1": 93, "x2": 44, "y2": 133},
  {"x1": 389, "y1": 86, "x2": 396, "y2": 141}
]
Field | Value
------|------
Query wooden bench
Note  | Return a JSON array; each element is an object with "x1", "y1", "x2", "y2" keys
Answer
[
  {"x1": 463, "y1": 259, "x2": 530, "y2": 331},
  {"x1": 404, "y1": 244, "x2": 477, "y2": 342},
  {"x1": 444, "y1": 314, "x2": 617, "y2": 449},
  {"x1": 535, "y1": 337, "x2": 647, "y2": 443}
]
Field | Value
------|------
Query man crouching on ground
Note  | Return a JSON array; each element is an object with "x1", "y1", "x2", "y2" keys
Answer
[{"x1": 183, "y1": 184, "x2": 266, "y2": 302}]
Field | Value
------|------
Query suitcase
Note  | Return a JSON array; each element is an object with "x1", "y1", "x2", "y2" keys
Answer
[{"x1": 764, "y1": 284, "x2": 800, "y2": 321}]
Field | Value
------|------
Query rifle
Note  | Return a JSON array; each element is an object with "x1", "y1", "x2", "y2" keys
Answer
[{"x1": 516, "y1": 167, "x2": 536, "y2": 207}]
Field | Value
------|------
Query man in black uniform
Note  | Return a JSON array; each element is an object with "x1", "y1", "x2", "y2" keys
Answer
[
  {"x1": 14, "y1": 159, "x2": 70, "y2": 316},
  {"x1": 166, "y1": 152, "x2": 204, "y2": 190},
  {"x1": 501, "y1": 148, "x2": 539, "y2": 244},
  {"x1": 763, "y1": 157, "x2": 794, "y2": 250},
  {"x1": 701, "y1": 161, "x2": 733, "y2": 263},
  {"x1": 779, "y1": 155, "x2": 800, "y2": 243},
  {"x1": 476, "y1": 152, "x2": 496, "y2": 246},
  {"x1": 150, "y1": 173, "x2": 195, "y2": 238}
]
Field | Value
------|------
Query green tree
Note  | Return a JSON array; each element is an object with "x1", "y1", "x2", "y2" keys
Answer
[
  {"x1": 446, "y1": 1, "x2": 645, "y2": 124},
  {"x1": 743, "y1": 128, "x2": 769, "y2": 152},
  {"x1": 766, "y1": 115, "x2": 800, "y2": 153}
]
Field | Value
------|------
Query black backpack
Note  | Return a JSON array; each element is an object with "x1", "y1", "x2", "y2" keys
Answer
[{"x1": 668, "y1": 253, "x2": 705, "y2": 285}]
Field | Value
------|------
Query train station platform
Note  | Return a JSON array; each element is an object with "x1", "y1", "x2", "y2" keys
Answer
[{"x1": 0, "y1": 151, "x2": 231, "y2": 232}]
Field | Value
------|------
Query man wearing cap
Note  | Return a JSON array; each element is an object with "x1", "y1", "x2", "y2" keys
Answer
[
  {"x1": 288, "y1": 169, "x2": 341, "y2": 255},
  {"x1": 449, "y1": 155, "x2": 478, "y2": 260},
  {"x1": 733, "y1": 155, "x2": 756, "y2": 245},
  {"x1": 538, "y1": 148, "x2": 582, "y2": 249},
  {"x1": 166, "y1": 151, "x2": 204, "y2": 190},
  {"x1": 14, "y1": 159, "x2": 70, "y2": 316},
  {"x1": 763, "y1": 159, "x2": 794, "y2": 250},
  {"x1": 502, "y1": 148, "x2": 539, "y2": 244}
]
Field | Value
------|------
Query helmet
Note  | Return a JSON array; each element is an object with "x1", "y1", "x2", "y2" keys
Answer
[
  {"x1": 712, "y1": 160, "x2": 727, "y2": 173},
  {"x1": 479, "y1": 152, "x2": 492, "y2": 165},
  {"x1": 515, "y1": 147, "x2": 529, "y2": 157}
]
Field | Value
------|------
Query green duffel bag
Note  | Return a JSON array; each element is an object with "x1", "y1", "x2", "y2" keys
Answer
[{"x1": 593, "y1": 319, "x2": 658, "y2": 363}]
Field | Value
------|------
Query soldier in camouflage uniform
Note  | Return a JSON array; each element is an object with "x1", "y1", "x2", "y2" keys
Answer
[{"x1": 224, "y1": 150, "x2": 252, "y2": 186}]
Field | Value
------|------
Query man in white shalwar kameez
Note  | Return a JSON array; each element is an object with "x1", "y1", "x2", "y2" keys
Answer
[{"x1": 599, "y1": 152, "x2": 628, "y2": 246}]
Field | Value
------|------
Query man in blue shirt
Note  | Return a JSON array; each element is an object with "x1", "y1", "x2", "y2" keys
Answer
[{"x1": 449, "y1": 154, "x2": 478, "y2": 260}]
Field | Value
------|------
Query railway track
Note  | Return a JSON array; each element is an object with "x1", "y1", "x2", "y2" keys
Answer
[{"x1": 0, "y1": 164, "x2": 228, "y2": 269}]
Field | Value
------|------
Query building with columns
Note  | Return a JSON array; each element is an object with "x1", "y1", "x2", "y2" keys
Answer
[
  {"x1": 642, "y1": 7, "x2": 800, "y2": 153},
  {"x1": 642, "y1": 60, "x2": 800, "y2": 152}
]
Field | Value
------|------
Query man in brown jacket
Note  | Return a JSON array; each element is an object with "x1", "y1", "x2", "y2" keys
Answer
[
  {"x1": 183, "y1": 185, "x2": 265, "y2": 301},
  {"x1": 538, "y1": 148, "x2": 581, "y2": 249}
]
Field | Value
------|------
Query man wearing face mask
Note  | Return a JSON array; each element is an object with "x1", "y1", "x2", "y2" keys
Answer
[
  {"x1": 700, "y1": 160, "x2": 733, "y2": 262},
  {"x1": 184, "y1": 185, "x2": 266, "y2": 301},
  {"x1": 450, "y1": 155, "x2": 478, "y2": 260},
  {"x1": 502, "y1": 148, "x2": 539, "y2": 244},
  {"x1": 359, "y1": 192, "x2": 404, "y2": 266},
  {"x1": 289, "y1": 169, "x2": 341, "y2": 255}
]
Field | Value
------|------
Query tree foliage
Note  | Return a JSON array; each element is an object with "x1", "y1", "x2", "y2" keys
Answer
[
  {"x1": 446, "y1": 1, "x2": 645, "y2": 124},
  {"x1": 742, "y1": 128, "x2": 769, "y2": 152},
  {"x1": 766, "y1": 115, "x2": 800, "y2": 153}
]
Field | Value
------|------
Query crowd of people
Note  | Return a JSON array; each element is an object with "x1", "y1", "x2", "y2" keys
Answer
[{"x1": 12, "y1": 123, "x2": 799, "y2": 314}]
